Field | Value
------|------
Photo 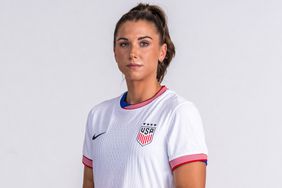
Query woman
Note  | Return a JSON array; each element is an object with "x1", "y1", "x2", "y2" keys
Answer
[{"x1": 82, "y1": 3, "x2": 208, "y2": 188}]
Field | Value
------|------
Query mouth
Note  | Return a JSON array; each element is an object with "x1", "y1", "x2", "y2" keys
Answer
[{"x1": 126, "y1": 63, "x2": 143, "y2": 68}]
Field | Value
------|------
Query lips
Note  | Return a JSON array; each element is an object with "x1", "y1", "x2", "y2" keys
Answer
[{"x1": 126, "y1": 63, "x2": 143, "y2": 68}]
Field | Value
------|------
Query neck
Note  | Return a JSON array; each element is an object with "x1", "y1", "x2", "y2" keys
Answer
[{"x1": 125, "y1": 79, "x2": 162, "y2": 105}]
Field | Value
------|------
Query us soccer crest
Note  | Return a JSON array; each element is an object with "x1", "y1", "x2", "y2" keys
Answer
[{"x1": 136, "y1": 123, "x2": 157, "y2": 146}]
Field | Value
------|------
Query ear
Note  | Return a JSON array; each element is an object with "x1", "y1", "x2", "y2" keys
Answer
[
  {"x1": 113, "y1": 46, "x2": 118, "y2": 62},
  {"x1": 159, "y1": 43, "x2": 167, "y2": 62}
]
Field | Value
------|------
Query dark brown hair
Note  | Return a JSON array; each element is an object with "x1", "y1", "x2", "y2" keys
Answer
[{"x1": 113, "y1": 3, "x2": 175, "y2": 83}]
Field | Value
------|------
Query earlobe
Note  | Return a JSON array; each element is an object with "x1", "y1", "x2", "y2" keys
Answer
[{"x1": 159, "y1": 43, "x2": 167, "y2": 62}]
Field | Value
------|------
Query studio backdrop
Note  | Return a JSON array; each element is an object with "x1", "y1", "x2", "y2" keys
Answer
[{"x1": 0, "y1": 0, "x2": 281, "y2": 187}]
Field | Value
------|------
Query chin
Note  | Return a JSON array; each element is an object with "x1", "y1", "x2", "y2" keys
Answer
[{"x1": 123, "y1": 73, "x2": 146, "y2": 82}]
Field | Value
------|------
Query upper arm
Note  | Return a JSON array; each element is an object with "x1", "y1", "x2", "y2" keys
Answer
[
  {"x1": 173, "y1": 161, "x2": 206, "y2": 188},
  {"x1": 83, "y1": 165, "x2": 94, "y2": 188},
  {"x1": 82, "y1": 109, "x2": 95, "y2": 188},
  {"x1": 167, "y1": 102, "x2": 208, "y2": 187}
]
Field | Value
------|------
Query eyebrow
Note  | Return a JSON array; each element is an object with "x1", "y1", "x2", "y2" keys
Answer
[{"x1": 116, "y1": 36, "x2": 153, "y2": 41}]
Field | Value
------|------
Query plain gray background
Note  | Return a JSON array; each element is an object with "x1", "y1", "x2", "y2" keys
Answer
[{"x1": 1, "y1": 0, "x2": 281, "y2": 187}]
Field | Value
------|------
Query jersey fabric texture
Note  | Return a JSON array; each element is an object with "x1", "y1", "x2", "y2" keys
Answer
[{"x1": 82, "y1": 85, "x2": 208, "y2": 188}]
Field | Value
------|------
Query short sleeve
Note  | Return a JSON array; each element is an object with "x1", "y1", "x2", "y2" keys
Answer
[
  {"x1": 167, "y1": 102, "x2": 208, "y2": 171},
  {"x1": 82, "y1": 109, "x2": 94, "y2": 168}
]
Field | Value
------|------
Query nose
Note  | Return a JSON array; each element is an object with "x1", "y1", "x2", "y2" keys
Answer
[{"x1": 129, "y1": 43, "x2": 138, "y2": 59}]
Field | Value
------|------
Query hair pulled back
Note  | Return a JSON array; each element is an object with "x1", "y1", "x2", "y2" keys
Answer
[{"x1": 113, "y1": 3, "x2": 175, "y2": 83}]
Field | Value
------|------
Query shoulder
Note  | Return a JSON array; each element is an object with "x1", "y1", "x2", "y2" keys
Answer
[
  {"x1": 162, "y1": 89, "x2": 199, "y2": 115},
  {"x1": 87, "y1": 95, "x2": 121, "y2": 116}
]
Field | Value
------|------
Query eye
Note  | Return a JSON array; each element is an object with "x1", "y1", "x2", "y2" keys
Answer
[
  {"x1": 140, "y1": 41, "x2": 150, "y2": 47},
  {"x1": 119, "y1": 42, "x2": 129, "y2": 48}
]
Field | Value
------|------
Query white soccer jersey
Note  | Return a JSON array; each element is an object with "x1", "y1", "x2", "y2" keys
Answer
[{"x1": 82, "y1": 86, "x2": 208, "y2": 188}]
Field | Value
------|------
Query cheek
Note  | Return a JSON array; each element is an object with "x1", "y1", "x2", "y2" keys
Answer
[
  {"x1": 144, "y1": 50, "x2": 160, "y2": 65},
  {"x1": 114, "y1": 49, "x2": 126, "y2": 62}
]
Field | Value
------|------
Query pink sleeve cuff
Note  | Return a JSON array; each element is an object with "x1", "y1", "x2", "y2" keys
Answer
[
  {"x1": 169, "y1": 153, "x2": 208, "y2": 171},
  {"x1": 82, "y1": 155, "x2": 93, "y2": 168}
]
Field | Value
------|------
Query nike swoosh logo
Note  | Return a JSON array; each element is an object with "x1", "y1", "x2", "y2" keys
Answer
[{"x1": 92, "y1": 132, "x2": 106, "y2": 140}]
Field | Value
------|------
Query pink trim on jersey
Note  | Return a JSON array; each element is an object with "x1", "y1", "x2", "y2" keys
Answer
[
  {"x1": 169, "y1": 153, "x2": 208, "y2": 171},
  {"x1": 82, "y1": 155, "x2": 93, "y2": 168},
  {"x1": 123, "y1": 85, "x2": 168, "y2": 110}
]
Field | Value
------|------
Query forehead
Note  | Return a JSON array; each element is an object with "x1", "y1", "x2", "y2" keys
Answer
[{"x1": 116, "y1": 20, "x2": 159, "y2": 38}]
